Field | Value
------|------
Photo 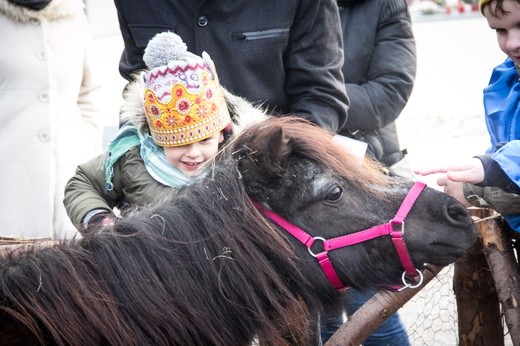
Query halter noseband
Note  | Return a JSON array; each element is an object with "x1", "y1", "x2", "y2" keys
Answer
[{"x1": 252, "y1": 181, "x2": 426, "y2": 291}]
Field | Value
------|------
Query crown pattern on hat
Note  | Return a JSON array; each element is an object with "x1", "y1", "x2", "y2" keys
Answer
[
  {"x1": 142, "y1": 32, "x2": 230, "y2": 147},
  {"x1": 144, "y1": 70, "x2": 228, "y2": 146}
]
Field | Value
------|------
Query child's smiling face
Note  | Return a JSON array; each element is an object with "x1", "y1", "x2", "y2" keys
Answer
[
  {"x1": 164, "y1": 131, "x2": 224, "y2": 177},
  {"x1": 484, "y1": 0, "x2": 520, "y2": 66}
]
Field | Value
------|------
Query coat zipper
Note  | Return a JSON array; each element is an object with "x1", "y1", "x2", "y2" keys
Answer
[{"x1": 237, "y1": 28, "x2": 290, "y2": 41}]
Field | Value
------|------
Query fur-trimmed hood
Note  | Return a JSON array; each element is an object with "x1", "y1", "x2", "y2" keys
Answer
[
  {"x1": 120, "y1": 77, "x2": 270, "y2": 139},
  {"x1": 0, "y1": 0, "x2": 84, "y2": 23}
]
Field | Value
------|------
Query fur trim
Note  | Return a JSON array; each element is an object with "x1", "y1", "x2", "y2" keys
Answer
[
  {"x1": 120, "y1": 78, "x2": 149, "y2": 134},
  {"x1": 120, "y1": 77, "x2": 270, "y2": 137},
  {"x1": 222, "y1": 89, "x2": 270, "y2": 135},
  {"x1": 0, "y1": 0, "x2": 84, "y2": 23}
]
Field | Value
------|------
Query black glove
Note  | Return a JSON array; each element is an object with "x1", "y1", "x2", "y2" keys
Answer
[
  {"x1": 85, "y1": 211, "x2": 114, "y2": 234},
  {"x1": 464, "y1": 183, "x2": 520, "y2": 215}
]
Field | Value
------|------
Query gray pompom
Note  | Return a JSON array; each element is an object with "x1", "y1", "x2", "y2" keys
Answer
[{"x1": 143, "y1": 32, "x2": 188, "y2": 69}]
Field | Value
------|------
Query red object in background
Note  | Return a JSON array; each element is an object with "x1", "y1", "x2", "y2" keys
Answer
[{"x1": 458, "y1": 0, "x2": 465, "y2": 13}]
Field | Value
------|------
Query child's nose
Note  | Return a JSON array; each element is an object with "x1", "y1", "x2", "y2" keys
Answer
[
  {"x1": 185, "y1": 143, "x2": 202, "y2": 157},
  {"x1": 506, "y1": 31, "x2": 520, "y2": 54}
]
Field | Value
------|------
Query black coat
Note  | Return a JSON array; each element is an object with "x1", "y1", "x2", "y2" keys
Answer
[
  {"x1": 113, "y1": 0, "x2": 349, "y2": 132},
  {"x1": 338, "y1": 0, "x2": 416, "y2": 166}
]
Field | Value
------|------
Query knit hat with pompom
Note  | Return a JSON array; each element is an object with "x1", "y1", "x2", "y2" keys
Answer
[{"x1": 141, "y1": 32, "x2": 230, "y2": 147}]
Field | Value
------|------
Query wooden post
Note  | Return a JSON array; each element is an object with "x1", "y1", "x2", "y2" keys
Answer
[
  {"x1": 325, "y1": 266, "x2": 443, "y2": 346},
  {"x1": 453, "y1": 233, "x2": 503, "y2": 346},
  {"x1": 454, "y1": 207, "x2": 520, "y2": 346},
  {"x1": 471, "y1": 208, "x2": 520, "y2": 346}
]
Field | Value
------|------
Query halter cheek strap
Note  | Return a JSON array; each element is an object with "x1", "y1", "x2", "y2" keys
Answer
[{"x1": 252, "y1": 181, "x2": 427, "y2": 291}]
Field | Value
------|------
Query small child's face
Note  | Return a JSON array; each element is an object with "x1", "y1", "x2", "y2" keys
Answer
[
  {"x1": 484, "y1": 0, "x2": 520, "y2": 66},
  {"x1": 164, "y1": 131, "x2": 224, "y2": 177}
]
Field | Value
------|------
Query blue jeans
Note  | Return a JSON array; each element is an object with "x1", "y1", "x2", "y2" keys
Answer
[{"x1": 320, "y1": 289, "x2": 410, "y2": 346}]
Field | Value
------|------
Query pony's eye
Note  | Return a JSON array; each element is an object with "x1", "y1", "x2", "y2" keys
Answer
[{"x1": 326, "y1": 185, "x2": 343, "y2": 202}]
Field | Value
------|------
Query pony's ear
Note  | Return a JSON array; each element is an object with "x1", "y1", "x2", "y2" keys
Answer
[
  {"x1": 249, "y1": 125, "x2": 291, "y2": 181},
  {"x1": 262, "y1": 126, "x2": 291, "y2": 174},
  {"x1": 235, "y1": 124, "x2": 291, "y2": 195}
]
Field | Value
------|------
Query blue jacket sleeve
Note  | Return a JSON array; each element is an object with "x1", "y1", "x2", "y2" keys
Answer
[{"x1": 492, "y1": 140, "x2": 520, "y2": 189}]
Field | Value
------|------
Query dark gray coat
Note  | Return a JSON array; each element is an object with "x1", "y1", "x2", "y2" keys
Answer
[
  {"x1": 113, "y1": 0, "x2": 349, "y2": 132},
  {"x1": 338, "y1": 0, "x2": 416, "y2": 166}
]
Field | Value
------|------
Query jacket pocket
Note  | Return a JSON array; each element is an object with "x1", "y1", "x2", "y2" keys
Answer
[{"x1": 233, "y1": 28, "x2": 290, "y2": 42}]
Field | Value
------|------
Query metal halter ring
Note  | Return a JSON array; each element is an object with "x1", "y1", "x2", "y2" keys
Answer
[
  {"x1": 307, "y1": 237, "x2": 327, "y2": 258},
  {"x1": 397, "y1": 269, "x2": 424, "y2": 291}
]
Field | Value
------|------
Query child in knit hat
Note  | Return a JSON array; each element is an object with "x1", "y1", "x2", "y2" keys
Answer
[
  {"x1": 64, "y1": 32, "x2": 267, "y2": 234},
  {"x1": 415, "y1": 0, "x2": 520, "y2": 232}
]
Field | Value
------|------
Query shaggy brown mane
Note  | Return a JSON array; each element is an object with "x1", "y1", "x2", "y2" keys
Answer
[{"x1": 229, "y1": 116, "x2": 388, "y2": 191}]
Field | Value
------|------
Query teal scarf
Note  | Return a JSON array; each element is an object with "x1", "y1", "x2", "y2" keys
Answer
[{"x1": 104, "y1": 123, "x2": 196, "y2": 191}]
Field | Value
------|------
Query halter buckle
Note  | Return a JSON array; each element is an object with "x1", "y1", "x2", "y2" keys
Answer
[{"x1": 390, "y1": 219, "x2": 405, "y2": 235}]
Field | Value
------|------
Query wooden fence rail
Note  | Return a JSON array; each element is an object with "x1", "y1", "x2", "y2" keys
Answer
[{"x1": 325, "y1": 265, "x2": 443, "y2": 346}]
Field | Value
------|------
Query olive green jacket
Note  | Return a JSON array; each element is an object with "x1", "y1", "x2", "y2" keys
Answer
[{"x1": 64, "y1": 147, "x2": 174, "y2": 229}]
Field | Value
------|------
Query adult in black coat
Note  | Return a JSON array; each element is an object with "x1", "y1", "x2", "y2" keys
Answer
[
  {"x1": 112, "y1": 0, "x2": 349, "y2": 133},
  {"x1": 337, "y1": 0, "x2": 417, "y2": 176}
]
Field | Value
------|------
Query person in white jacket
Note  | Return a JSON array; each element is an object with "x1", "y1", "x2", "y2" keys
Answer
[{"x1": 0, "y1": 0, "x2": 103, "y2": 240}]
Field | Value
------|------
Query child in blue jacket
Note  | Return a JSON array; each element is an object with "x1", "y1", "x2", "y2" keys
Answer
[{"x1": 415, "y1": 0, "x2": 520, "y2": 232}]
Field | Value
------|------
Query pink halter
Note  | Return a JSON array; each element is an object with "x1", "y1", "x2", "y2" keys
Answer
[{"x1": 253, "y1": 181, "x2": 426, "y2": 291}]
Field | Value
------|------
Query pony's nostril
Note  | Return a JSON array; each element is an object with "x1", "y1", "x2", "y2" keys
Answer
[{"x1": 446, "y1": 203, "x2": 470, "y2": 224}]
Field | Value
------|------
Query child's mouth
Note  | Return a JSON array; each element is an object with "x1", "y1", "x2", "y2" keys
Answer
[{"x1": 182, "y1": 161, "x2": 202, "y2": 171}]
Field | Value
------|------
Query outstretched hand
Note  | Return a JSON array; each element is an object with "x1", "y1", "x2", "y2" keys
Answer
[
  {"x1": 414, "y1": 158, "x2": 485, "y2": 184},
  {"x1": 435, "y1": 174, "x2": 471, "y2": 207},
  {"x1": 414, "y1": 158, "x2": 485, "y2": 207}
]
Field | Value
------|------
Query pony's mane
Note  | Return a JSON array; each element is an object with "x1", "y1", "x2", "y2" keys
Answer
[
  {"x1": 230, "y1": 116, "x2": 388, "y2": 191},
  {"x1": 0, "y1": 155, "x2": 310, "y2": 345}
]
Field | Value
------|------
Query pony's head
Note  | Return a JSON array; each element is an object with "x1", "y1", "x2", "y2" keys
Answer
[{"x1": 231, "y1": 116, "x2": 477, "y2": 291}]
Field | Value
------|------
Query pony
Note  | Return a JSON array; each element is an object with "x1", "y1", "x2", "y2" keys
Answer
[{"x1": 0, "y1": 117, "x2": 476, "y2": 345}]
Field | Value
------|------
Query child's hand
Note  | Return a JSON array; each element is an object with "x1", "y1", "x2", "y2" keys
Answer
[
  {"x1": 86, "y1": 212, "x2": 115, "y2": 233},
  {"x1": 436, "y1": 173, "x2": 471, "y2": 207},
  {"x1": 414, "y1": 158, "x2": 485, "y2": 184}
]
